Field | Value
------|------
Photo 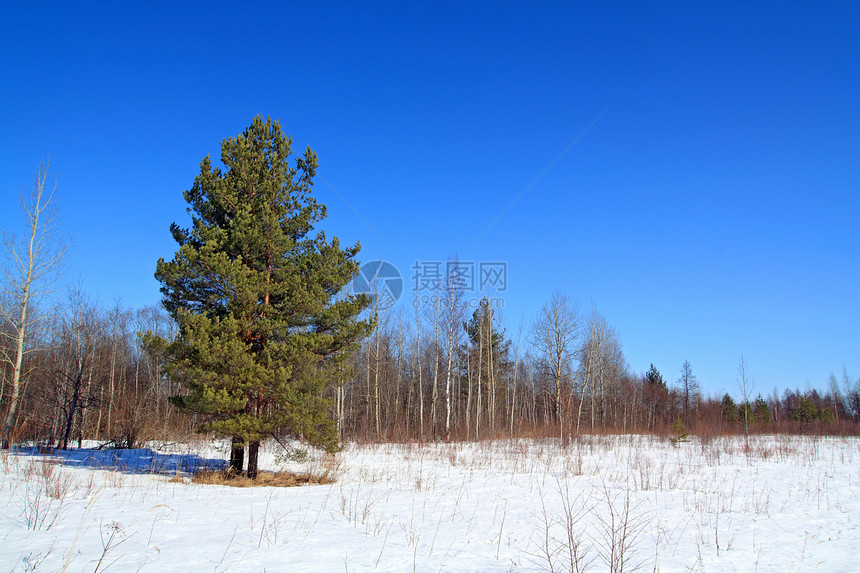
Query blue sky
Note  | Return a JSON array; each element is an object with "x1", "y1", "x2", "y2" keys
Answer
[{"x1": 2, "y1": 2, "x2": 858, "y2": 397}]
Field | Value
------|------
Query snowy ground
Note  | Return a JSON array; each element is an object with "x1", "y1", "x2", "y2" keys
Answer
[{"x1": 2, "y1": 434, "x2": 858, "y2": 572}]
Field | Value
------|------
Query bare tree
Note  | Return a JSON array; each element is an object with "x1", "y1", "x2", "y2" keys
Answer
[
  {"x1": 531, "y1": 292, "x2": 580, "y2": 442},
  {"x1": 427, "y1": 285, "x2": 443, "y2": 437},
  {"x1": 576, "y1": 308, "x2": 625, "y2": 432},
  {"x1": 737, "y1": 355, "x2": 754, "y2": 448},
  {"x1": 509, "y1": 317, "x2": 526, "y2": 436},
  {"x1": 367, "y1": 271, "x2": 390, "y2": 438},
  {"x1": 1, "y1": 162, "x2": 66, "y2": 448},
  {"x1": 677, "y1": 359, "x2": 699, "y2": 417},
  {"x1": 828, "y1": 372, "x2": 842, "y2": 424},
  {"x1": 413, "y1": 294, "x2": 425, "y2": 439},
  {"x1": 442, "y1": 265, "x2": 465, "y2": 440},
  {"x1": 842, "y1": 367, "x2": 860, "y2": 422},
  {"x1": 54, "y1": 286, "x2": 102, "y2": 450}
]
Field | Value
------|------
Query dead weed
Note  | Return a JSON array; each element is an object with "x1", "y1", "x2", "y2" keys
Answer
[{"x1": 191, "y1": 469, "x2": 335, "y2": 487}]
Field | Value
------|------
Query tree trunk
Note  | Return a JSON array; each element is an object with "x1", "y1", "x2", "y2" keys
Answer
[
  {"x1": 107, "y1": 341, "x2": 116, "y2": 438},
  {"x1": 2, "y1": 294, "x2": 28, "y2": 448},
  {"x1": 229, "y1": 436, "x2": 245, "y2": 475},
  {"x1": 466, "y1": 351, "x2": 473, "y2": 439},
  {"x1": 488, "y1": 318, "x2": 495, "y2": 433},
  {"x1": 415, "y1": 303, "x2": 424, "y2": 440},
  {"x1": 374, "y1": 326, "x2": 381, "y2": 437},
  {"x1": 431, "y1": 322, "x2": 439, "y2": 437},
  {"x1": 247, "y1": 440, "x2": 260, "y2": 480},
  {"x1": 445, "y1": 349, "x2": 454, "y2": 440},
  {"x1": 61, "y1": 367, "x2": 84, "y2": 451}
]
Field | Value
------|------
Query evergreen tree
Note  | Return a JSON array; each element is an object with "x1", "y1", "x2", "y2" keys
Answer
[
  {"x1": 465, "y1": 298, "x2": 509, "y2": 367},
  {"x1": 463, "y1": 298, "x2": 511, "y2": 434},
  {"x1": 738, "y1": 402, "x2": 753, "y2": 427},
  {"x1": 753, "y1": 395, "x2": 771, "y2": 425},
  {"x1": 645, "y1": 363, "x2": 666, "y2": 390},
  {"x1": 151, "y1": 116, "x2": 372, "y2": 478},
  {"x1": 670, "y1": 418, "x2": 689, "y2": 445},
  {"x1": 643, "y1": 363, "x2": 669, "y2": 426},
  {"x1": 721, "y1": 393, "x2": 739, "y2": 423},
  {"x1": 791, "y1": 393, "x2": 823, "y2": 424}
]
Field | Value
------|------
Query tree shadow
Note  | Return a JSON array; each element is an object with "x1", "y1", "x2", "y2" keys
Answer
[{"x1": 11, "y1": 445, "x2": 227, "y2": 476}]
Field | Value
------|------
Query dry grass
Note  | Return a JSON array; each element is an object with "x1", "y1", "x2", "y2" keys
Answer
[{"x1": 191, "y1": 469, "x2": 335, "y2": 487}]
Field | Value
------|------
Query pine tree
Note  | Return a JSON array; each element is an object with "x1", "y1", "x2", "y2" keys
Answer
[
  {"x1": 791, "y1": 393, "x2": 820, "y2": 424},
  {"x1": 670, "y1": 418, "x2": 689, "y2": 446},
  {"x1": 753, "y1": 395, "x2": 771, "y2": 425},
  {"x1": 643, "y1": 363, "x2": 669, "y2": 428},
  {"x1": 464, "y1": 298, "x2": 511, "y2": 436},
  {"x1": 645, "y1": 363, "x2": 666, "y2": 390},
  {"x1": 151, "y1": 116, "x2": 372, "y2": 478},
  {"x1": 721, "y1": 393, "x2": 739, "y2": 423}
]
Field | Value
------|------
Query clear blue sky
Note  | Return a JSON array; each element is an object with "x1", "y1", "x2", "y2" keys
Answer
[{"x1": 2, "y1": 2, "x2": 858, "y2": 398}]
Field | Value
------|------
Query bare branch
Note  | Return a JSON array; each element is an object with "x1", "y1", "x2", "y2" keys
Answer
[{"x1": 1, "y1": 161, "x2": 67, "y2": 448}]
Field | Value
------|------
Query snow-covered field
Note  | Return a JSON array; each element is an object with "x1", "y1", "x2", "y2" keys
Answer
[{"x1": 2, "y1": 434, "x2": 858, "y2": 572}]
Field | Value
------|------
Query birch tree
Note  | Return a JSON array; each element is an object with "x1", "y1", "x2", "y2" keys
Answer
[
  {"x1": 737, "y1": 355, "x2": 754, "y2": 448},
  {"x1": 1, "y1": 163, "x2": 66, "y2": 448},
  {"x1": 442, "y1": 265, "x2": 465, "y2": 440},
  {"x1": 530, "y1": 292, "x2": 580, "y2": 442}
]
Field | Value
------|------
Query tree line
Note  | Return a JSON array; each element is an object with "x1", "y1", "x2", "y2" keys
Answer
[
  {"x1": 335, "y1": 289, "x2": 860, "y2": 442},
  {"x1": 2, "y1": 285, "x2": 858, "y2": 450}
]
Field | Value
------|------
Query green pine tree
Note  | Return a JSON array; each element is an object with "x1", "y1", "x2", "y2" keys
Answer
[
  {"x1": 149, "y1": 116, "x2": 372, "y2": 479},
  {"x1": 645, "y1": 363, "x2": 666, "y2": 390},
  {"x1": 791, "y1": 393, "x2": 820, "y2": 424},
  {"x1": 670, "y1": 418, "x2": 689, "y2": 446},
  {"x1": 753, "y1": 395, "x2": 771, "y2": 425},
  {"x1": 721, "y1": 393, "x2": 739, "y2": 423}
]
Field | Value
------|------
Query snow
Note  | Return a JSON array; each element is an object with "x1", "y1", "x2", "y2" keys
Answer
[{"x1": 2, "y1": 435, "x2": 858, "y2": 572}]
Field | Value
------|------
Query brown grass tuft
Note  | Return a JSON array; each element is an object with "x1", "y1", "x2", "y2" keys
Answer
[{"x1": 191, "y1": 469, "x2": 335, "y2": 487}]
